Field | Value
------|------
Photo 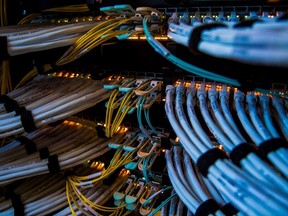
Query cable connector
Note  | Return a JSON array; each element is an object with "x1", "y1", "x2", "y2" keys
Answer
[
  {"x1": 246, "y1": 91, "x2": 257, "y2": 105},
  {"x1": 234, "y1": 90, "x2": 245, "y2": 102},
  {"x1": 208, "y1": 83, "x2": 218, "y2": 100}
]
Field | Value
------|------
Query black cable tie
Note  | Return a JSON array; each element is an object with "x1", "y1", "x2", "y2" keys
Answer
[
  {"x1": 220, "y1": 203, "x2": 239, "y2": 216},
  {"x1": 196, "y1": 148, "x2": 228, "y2": 177},
  {"x1": 4, "y1": 191, "x2": 24, "y2": 216},
  {"x1": 39, "y1": 147, "x2": 50, "y2": 159},
  {"x1": 189, "y1": 23, "x2": 227, "y2": 53},
  {"x1": 96, "y1": 125, "x2": 107, "y2": 138},
  {"x1": 0, "y1": 36, "x2": 9, "y2": 60},
  {"x1": 229, "y1": 143, "x2": 258, "y2": 167},
  {"x1": 20, "y1": 110, "x2": 37, "y2": 133},
  {"x1": 0, "y1": 95, "x2": 20, "y2": 113},
  {"x1": 16, "y1": 136, "x2": 37, "y2": 155},
  {"x1": 258, "y1": 138, "x2": 288, "y2": 158},
  {"x1": 15, "y1": 106, "x2": 27, "y2": 116},
  {"x1": 195, "y1": 199, "x2": 220, "y2": 216},
  {"x1": 47, "y1": 154, "x2": 60, "y2": 174}
]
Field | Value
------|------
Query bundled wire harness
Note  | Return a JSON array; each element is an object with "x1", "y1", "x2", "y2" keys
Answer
[
  {"x1": 0, "y1": 119, "x2": 117, "y2": 185},
  {"x1": 0, "y1": 74, "x2": 120, "y2": 138},
  {"x1": 0, "y1": 165, "x2": 129, "y2": 215},
  {"x1": 165, "y1": 82, "x2": 288, "y2": 216},
  {"x1": 167, "y1": 10, "x2": 288, "y2": 68}
]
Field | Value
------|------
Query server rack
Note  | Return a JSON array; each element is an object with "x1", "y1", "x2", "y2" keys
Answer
[{"x1": 0, "y1": 0, "x2": 287, "y2": 215}]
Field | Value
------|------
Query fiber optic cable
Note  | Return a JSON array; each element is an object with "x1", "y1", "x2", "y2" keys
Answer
[{"x1": 143, "y1": 15, "x2": 241, "y2": 87}]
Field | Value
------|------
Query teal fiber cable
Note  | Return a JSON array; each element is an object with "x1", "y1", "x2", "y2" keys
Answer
[{"x1": 142, "y1": 16, "x2": 241, "y2": 87}]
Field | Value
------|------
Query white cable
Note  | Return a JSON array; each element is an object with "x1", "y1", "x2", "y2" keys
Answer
[
  {"x1": 175, "y1": 86, "x2": 208, "y2": 153},
  {"x1": 219, "y1": 85, "x2": 246, "y2": 141},
  {"x1": 234, "y1": 91, "x2": 264, "y2": 144},
  {"x1": 197, "y1": 85, "x2": 235, "y2": 151},
  {"x1": 208, "y1": 84, "x2": 246, "y2": 145},
  {"x1": 258, "y1": 94, "x2": 281, "y2": 138},
  {"x1": 186, "y1": 87, "x2": 212, "y2": 149},
  {"x1": 272, "y1": 96, "x2": 288, "y2": 129},
  {"x1": 246, "y1": 92, "x2": 273, "y2": 140},
  {"x1": 165, "y1": 85, "x2": 201, "y2": 161}
]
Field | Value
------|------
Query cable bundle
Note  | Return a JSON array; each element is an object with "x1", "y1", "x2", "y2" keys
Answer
[
  {"x1": 166, "y1": 10, "x2": 288, "y2": 68},
  {"x1": 0, "y1": 167, "x2": 128, "y2": 215},
  {"x1": 165, "y1": 83, "x2": 288, "y2": 215},
  {"x1": 0, "y1": 74, "x2": 117, "y2": 138},
  {"x1": 165, "y1": 147, "x2": 231, "y2": 216},
  {"x1": 104, "y1": 78, "x2": 152, "y2": 138},
  {"x1": 0, "y1": 119, "x2": 115, "y2": 185},
  {"x1": 42, "y1": 4, "x2": 90, "y2": 13},
  {"x1": 55, "y1": 17, "x2": 135, "y2": 66},
  {"x1": 0, "y1": 21, "x2": 101, "y2": 56}
]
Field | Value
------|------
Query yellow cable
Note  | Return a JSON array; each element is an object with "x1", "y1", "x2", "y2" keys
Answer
[
  {"x1": 66, "y1": 181, "x2": 77, "y2": 216},
  {"x1": 105, "y1": 89, "x2": 120, "y2": 137},
  {"x1": 17, "y1": 13, "x2": 41, "y2": 25},
  {"x1": 42, "y1": 4, "x2": 90, "y2": 13},
  {"x1": 14, "y1": 67, "x2": 38, "y2": 90},
  {"x1": 56, "y1": 18, "x2": 133, "y2": 66}
]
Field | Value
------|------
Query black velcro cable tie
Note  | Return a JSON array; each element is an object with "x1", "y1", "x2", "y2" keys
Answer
[
  {"x1": 189, "y1": 23, "x2": 227, "y2": 53},
  {"x1": 195, "y1": 199, "x2": 220, "y2": 216},
  {"x1": 16, "y1": 136, "x2": 37, "y2": 155},
  {"x1": 0, "y1": 95, "x2": 20, "y2": 113},
  {"x1": 47, "y1": 154, "x2": 60, "y2": 174},
  {"x1": 20, "y1": 110, "x2": 37, "y2": 133},
  {"x1": 39, "y1": 147, "x2": 50, "y2": 159},
  {"x1": 0, "y1": 36, "x2": 9, "y2": 60},
  {"x1": 258, "y1": 138, "x2": 288, "y2": 158},
  {"x1": 15, "y1": 106, "x2": 27, "y2": 116},
  {"x1": 229, "y1": 143, "x2": 258, "y2": 167},
  {"x1": 220, "y1": 203, "x2": 239, "y2": 216},
  {"x1": 5, "y1": 191, "x2": 24, "y2": 216},
  {"x1": 96, "y1": 125, "x2": 107, "y2": 138},
  {"x1": 197, "y1": 148, "x2": 229, "y2": 177}
]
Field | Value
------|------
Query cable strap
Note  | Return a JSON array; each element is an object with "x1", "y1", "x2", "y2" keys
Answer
[
  {"x1": 258, "y1": 138, "x2": 288, "y2": 158},
  {"x1": 5, "y1": 191, "x2": 24, "y2": 216},
  {"x1": 16, "y1": 136, "x2": 37, "y2": 155},
  {"x1": 220, "y1": 203, "x2": 239, "y2": 216},
  {"x1": 39, "y1": 147, "x2": 60, "y2": 173},
  {"x1": 96, "y1": 125, "x2": 107, "y2": 138},
  {"x1": 196, "y1": 148, "x2": 228, "y2": 177},
  {"x1": 39, "y1": 147, "x2": 50, "y2": 160},
  {"x1": 189, "y1": 23, "x2": 227, "y2": 52},
  {"x1": 195, "y1": 199, "x2": 220, "y2": 216},
  {"x1": 0, "y1": 95, "x2": 20, "y2": 113},
  {"x1": 0, "y1": 36, "x2": 9, "y2": 60},
  {"x1": 20, "y1": 110, "x2": 37, "y2": 133},
  {"x1": 229, "y1": 143, "x2": 258, "y2": 166},
  {"x1": 47, "y1": 154, "x2": 60, "y2": 174}
]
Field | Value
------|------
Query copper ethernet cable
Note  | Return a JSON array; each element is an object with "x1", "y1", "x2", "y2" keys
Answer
[
  {"x1": 0, "y1": 75, "x2": 119, "y2": 138},
  {"x1": 234, "y1": 91, "x2": 288, "y2": 179},
  {"x1": 195, "y1": 83, "x2": 288, "y2": 192},
  {"x1": 165, "y1": 84, "x2": 288, "y2": 216}
]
